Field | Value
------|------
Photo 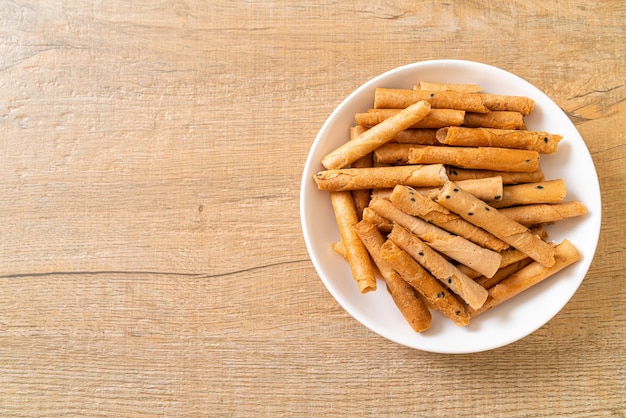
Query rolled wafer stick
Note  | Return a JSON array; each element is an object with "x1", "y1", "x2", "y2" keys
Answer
[
  {"x1": 410, "y1": 177, "x2": 504, "y2": 202},
  {"x1": 356, "y1": 108, "x2": 465, "y2": 129},
  {"x1": 470, "y1": 239, "x2": 581, "y2": 318},
  {"x1": 330, "y1": 191, "x2": 377, "y2": 293},
  {"x1": 368, "y1": 196, "x2": 502, "y2": 278},
  {"x1": 376, "y1": 140, "x2": 479, "y2": 166},
  {"x1": 313, "y1": 164, "x2": 448, "y2": 192},
  {"x1": 436, "y1": 181, "x2": 557, "y2": 267},
  {"x1": 408, "y1": 145, "x2": 540, "y2": 173},
  {"x1": 349, "y1": 125, "x2": 373, "y2": 219},
  {"x1": 478, "y1": 93, "x2": 535, "y2": 116},
  {"x1": 374, "y1": 88, "x2": 489, "y2": 113},
  {"x1": 380, "y1": 239, "x2": 470, "y2": 326},
  {"x1": 475, "y1": 257, "x2": 534, "y2": 289},
  {"x1": 447, "y1": 167, "x2": 545, "y2": 185},
  {"x1": 464, "y1": 111, "x2": 525, "y2": 130},
  {"x1": 388, "y1": 224, "x2": 488, "y2": 310},
  {"x1": 322, "y1": 100, "x2": 431, "y2": 170},
  {"x1": 394, "y1": 129, "x2": 439, "y2": 144},
  {"x1": 437, "y1": 127, "x2": 562, "y2": 153},
  {"x1": 415, "y1": 81, "x2": 483, "y2": 94},
  {"x1": 389, "y1": 184, "x2": 509, "y2": 252},
  {"x1": 499, "y1": 201, "x2": 588, "y2": 226},
  {"x1": 355, "y1": 220, "x2": 432, "y2": 332},
  {"x1": 488, "y1": 179, "x2": 567, "y2": 208}
]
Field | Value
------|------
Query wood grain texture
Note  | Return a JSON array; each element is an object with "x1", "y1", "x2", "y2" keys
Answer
[{"x1": 0, "y1": 0, "x2": 624, "y2": 416}]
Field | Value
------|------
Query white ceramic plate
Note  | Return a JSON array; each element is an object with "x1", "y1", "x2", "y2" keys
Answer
[{"x1": 300, "y1": 60, "x2": 601, "y2": 353}]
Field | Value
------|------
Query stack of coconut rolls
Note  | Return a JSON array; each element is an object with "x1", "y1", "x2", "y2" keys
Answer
[{"x1": 313, "y1": 81, "x2": 587, "y2": 332}]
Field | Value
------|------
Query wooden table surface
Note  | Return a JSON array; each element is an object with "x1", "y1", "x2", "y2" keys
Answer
[{"x1": 1, "y1": 1, "x2": 624, "y2": 416}]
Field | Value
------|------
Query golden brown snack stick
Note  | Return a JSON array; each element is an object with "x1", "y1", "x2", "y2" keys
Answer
[
  {"x1": 313, "y1": 164, "x2": 448, "y2": 192},
  {"x1": 374, "y1": 140, "x2": 450, "y2": 165},
  {"x1": 388, "y1": 224, "x2": 488, "y2": 309},
  {"x1": 362, "y1": 207, "x2": 393, "y2": 232},
  {"x1": 475, "y1": 257, "x2": 534, "y2": 289},
  {"x1": 380, "y1": 240, "x2": 470, "y2": 326},
  {"x1": 478, "y1": 93, "x2": 535, "y2": 116},
  {"x1": 368, "y1": 196, "x2": 502, "y2": 278},
  {"x1": 437, "y1": 127, "x2": 562, "y2": 154},
  {"x1": 415, "y1": 81, "x2": 483, "y2": 94},
  {"x1": 436, "y1": 181, "x2": 557, "y2": 267},
  {"x1": 408, "y1": 146, "x2": 540, "y2": 173},
  {"x1": 374, "y1": 88, "x2": 489, "y2": 113},
  {"x1": 394, "y1": 129, "x2": 439, "y2": 145},
  {"x1": 322, "y1": 100, "x2": 431, "y2": 170},
  {"x1": 409, "y1": 177, "x2": 504, "y2": 202},
  {"x1": 488, "y1": 179, "x2": 567, "y2": 208},
  {"x1": 446, "y1": 167, "x2": 545, "y2": 185},
  {"x1": 470, "y1": 239, "x2": 581, "y2": 317},
  {"x1": 464, "y1": 111, "x2": 525, "y2": 130},
  {"x1": 499, "y1": 201, "x2": 588, "y2": 226},
  {"x1": 349, "y1": 125, "x2": 373, "y2": 219},
  {"x1": 389, "y1": 185, "x2": 509, "y2": 252},
  {"x1": 356, "y1": 108, "x2": 465, "y2": 129},
  {"x1": 355, "y1": 221, "x2": 432, "y2": 332},
  {"x1": 330, "y1": 191, "x2": 377, "y2": 293}
]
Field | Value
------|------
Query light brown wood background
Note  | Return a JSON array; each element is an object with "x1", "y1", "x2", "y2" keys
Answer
[{"x1": 1, "y1": 1, "x2": 624, "y2": 416}]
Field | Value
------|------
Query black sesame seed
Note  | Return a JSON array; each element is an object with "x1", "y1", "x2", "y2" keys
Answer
[
  {"x1": 544, "y1": 137, "x2": 549, "y2": 143},
  {"x1": 525, "y1": 159, "x2": 531, "y2": 163},
  {"x1": 453, "y1": 188, "x2": 459, "y2": 192},
  {"x1": 494, "y1": 195, "x2": 501, "y2": 200},
  {"x1": 455, "y1": 310, "x2": 461, "y2": 315},
  {"x1": 445, "y1": 195, "x2": 451, "y2": 199},
  {"x1": 418, "y1": 251, "x2": 424, "y2": 256},
  {"x1": 468, "y1": 212, "x2": 474, "y2": 216},
  {"x1": 448, "y1": 277, "x2": 452, "y2": 284},
  {"x1": 536, "y1": 185, "x2": 544, "y2": 189},
  {"x1": 451, "y1": 169, "x2": 458, "y2": 176},
  {"x1": 485, "y1": 206, "x2": 490, "y2": 211},
  {"x1": 430, "y1": 93, "x2": 435, "y2": 98},
  {"x1": 410, "y1": 197, "x2": 416, "y2": 202}
]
